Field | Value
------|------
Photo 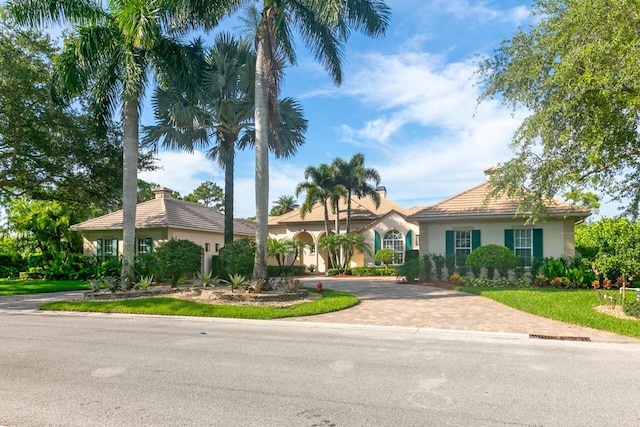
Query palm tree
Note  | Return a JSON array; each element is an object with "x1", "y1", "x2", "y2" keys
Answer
[
  {"x1": 295, "y1": 164, "x2": 345, "y2": 238},
  {"x1": 7, "y1": 0, "x2": 240, "y2": 283},
  {"x1": 270, "y1": 195, "x2": 299, "y2": 216},
  {"x1": 144, "y1": 33, "x2": 307, "y2": 244},
  {"x1": 333, "y1": 153, "x2": 381, "y2": 233},
  {"x1": 251, "y1": 0, "x2": 391, "y2": 279}
]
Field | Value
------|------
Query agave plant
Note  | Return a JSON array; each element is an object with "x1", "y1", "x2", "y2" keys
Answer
[
  {"x1": 192, "y1": 271, "x2": 220, "y2": 288},
  {"x1": 88, "y1": 278, "x2": 102, "y2": 293},
  {"x1": 103, "y1": 276, "x2": 119, "y2": 293},
  {"x1": 135, "y1": 275, "x2": 154, "y2": 290},
  {"x1": 246, "y1": 278, "x2": 265, "y2": 294},
  {"x1": 223, "y1": 274, "x2": 247, "y2": 294}
]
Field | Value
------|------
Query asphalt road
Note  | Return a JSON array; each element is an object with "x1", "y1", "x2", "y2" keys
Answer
[{"x1": 1, "y1": 312, "x2": 640, "y2": 426}]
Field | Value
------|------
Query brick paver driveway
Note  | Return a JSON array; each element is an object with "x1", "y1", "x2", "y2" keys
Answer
[{"x1": 293, "y1": 276, "x2": 640, "y2": 343}]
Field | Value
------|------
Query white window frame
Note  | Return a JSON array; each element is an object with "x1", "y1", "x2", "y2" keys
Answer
[
  {"x1": 514, "y1": 229, "x2": 533, "y2": 266},
  {"x1": 383, "y1": 230, "x2": 404, "y2": 264}
]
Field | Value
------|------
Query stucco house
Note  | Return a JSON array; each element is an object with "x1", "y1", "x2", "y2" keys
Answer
[
  {"x1": 408, "y1": 178, "x2": 591, "y2": 266},
  {"x1": 268, "y1": 187, "x2": 421, "y2": 273},
  {"x1": 71, "y1": 187, "x2": 256, "y2": 273}
]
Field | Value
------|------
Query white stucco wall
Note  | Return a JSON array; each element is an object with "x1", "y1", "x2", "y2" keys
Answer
[{"x1": 418, "y1": 218, "x2": 579, "y2": 258}]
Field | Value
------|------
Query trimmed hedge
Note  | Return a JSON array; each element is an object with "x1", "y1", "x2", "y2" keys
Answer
[{"x1": 266, "y1": 265, "x2": 306, "y2": 277}]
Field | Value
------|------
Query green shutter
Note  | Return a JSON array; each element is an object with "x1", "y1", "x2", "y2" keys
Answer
[
  {"x1": 471, "y1": 230, "x2": 481, "y2": 251},
  {"x1": 533, "y1": 228, "x2": 543, "y2": 258},
  {"x1": 445, "y1": 230, "x2": 454, "y2": 255},
  {"x1": 96, "y1": 239, "x2": 103, "y2": 259},
  {"x1": 405, "y1": 230, "x2": 413, "y2": 250},
  {"x1": 504, "y1": 229, "x2": 514, "y2": 252},
  {"x1": 112, "y1": 238, "x2": 119, "y2": 257},
  {"x1": 374, "y1": 231, "x2": 381, "y2": 266},
  {"x1": 145, "y1": 237, "x2": 153, "y2": 253}
]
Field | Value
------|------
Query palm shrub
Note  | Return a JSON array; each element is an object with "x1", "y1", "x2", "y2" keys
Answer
[
  {"x1": 444, "y1": 254, "x2": 456, "y2": 276},
  {"x1": 433, "y1": 254, "x2": 446, "y2": 281},
  {"x1": 155, "y1": 238, "x2": 202, "y2": 287},
  {"x1": 421, "y1": 254, "x2": 433, "y2": 282},
  {"x1": 465, "y1": 245, "x2": 516, "y2": 280}
]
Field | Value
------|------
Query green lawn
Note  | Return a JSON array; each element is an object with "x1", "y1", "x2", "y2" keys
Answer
[
  {"x1": 40, "y1": 289, "x2": 359, "y2": 319},
  {"x1": 457, "y1": 286, "x2": 640, "y2": 338},
  {"x1": 0, "y1": 278, "x2": 87, "y2": 295}
]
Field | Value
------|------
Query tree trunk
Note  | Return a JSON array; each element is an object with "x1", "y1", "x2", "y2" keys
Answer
[
  {"x1": 223, "y1": 139, "x2": 234, "y2": 245},
  {"x1": 252, "y1": 38, "x2": 269, "y2": 280},
  {"x1": 346, "y1": 192, "x2": 352, "y2": 233},
  {"x1": 121, "y1": 98, "x2": 139, "y2": 285}
]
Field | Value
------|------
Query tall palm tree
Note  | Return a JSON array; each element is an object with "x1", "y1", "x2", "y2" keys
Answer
[
  {"x1": 7, "y1": 0, "x2": 240, "y2": 283},
  {"x1": 270, "y1": 195, "x2": 299, "y2": 216},
  {"x1": 295, "y1": 164, "x2": 345, "y2": 238},
  {"x1": 251, "y1": 0, "x2": 391, "y2": 279},
  {"x1": 144, "y1": 32, "x2": 307, "y2": 244},
  {"x1": 333, "y1": 153, "x2": 381, "y2": 233}
]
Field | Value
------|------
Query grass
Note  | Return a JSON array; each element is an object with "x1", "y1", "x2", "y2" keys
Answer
[
  {"x1": 0, "y1": 278, "x2": 87, "y2": 295},
  {"x1": 457, "y1": 286, "x2": 640, "y2": 338},
  {"x1": 40, "y1": 289, "x2": 359, "y2": 319}
]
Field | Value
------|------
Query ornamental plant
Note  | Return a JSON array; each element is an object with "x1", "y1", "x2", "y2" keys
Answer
[
  {"x1": 465, "y1": 245, "x2": 516, "y2": 279},
  {"x1": 155, "y1": 238, "x2": 202, "y2": 287}
]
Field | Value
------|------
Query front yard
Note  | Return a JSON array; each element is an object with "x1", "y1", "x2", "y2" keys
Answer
[{"x1": 458, "y1": 286, "x2": 640, "y2": 338}]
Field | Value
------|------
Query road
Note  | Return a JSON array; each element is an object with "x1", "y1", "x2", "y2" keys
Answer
[{"x1": 1, "y1": 312, "x2": 639, "y2": 426}]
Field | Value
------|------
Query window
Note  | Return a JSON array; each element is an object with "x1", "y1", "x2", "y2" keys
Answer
[
  {"x1": 310, "y1": 244, "x2": 316, "y2": 254},
  {"x1": 514, "y1": 229, "x2": 533, "y2": 266},
  {"x1": 205, "y1": 243, "x2": 210, "y2": 252},
  {"x1": 505, "y1": 228, "x2": 542, "y2": 266},
  {"x1": 454, "y1": 230, "x2": 471, "y2": 266},
  {"x1": 136, "y1": 238, "x2": 152, "y2": 255},
  {"x1": 97, "y1": 238, "x2": 118, "y2": 260},
  {"x1": 383, "y1": 230, "x2": 404, "y2": 264}
]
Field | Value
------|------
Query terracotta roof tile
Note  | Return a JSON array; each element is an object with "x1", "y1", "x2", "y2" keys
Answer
[
  {"x1": 268, "y1": 195, "x2": 410, "y2": 225},
  {"x1": 71, "y1": 198, "x2": 255, "y2": 235},
  {"x1": 409, "y1": 182, "x2": 590, "y2": 220}
]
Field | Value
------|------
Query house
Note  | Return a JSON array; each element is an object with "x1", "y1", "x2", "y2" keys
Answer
[
  {"x1": 70, "y1": 187, "x2": 256, "y2": 273},
  {"x1": 408, "y1": 176, "x2": 591, "y2": 266},
  {"x1": 268, "y1": 187, "x2": 421, "y2": 273}
]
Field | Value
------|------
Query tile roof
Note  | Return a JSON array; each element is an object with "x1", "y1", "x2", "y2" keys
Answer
[
  {"x1": 268, "y1": 194, "x2": 411, "y2": 225},
  {"x1": 71, "y1": 197, "x2": 256, "y2": 235},
  {"x1": 409, "y1": 181, "x2": 591, "y2": 221}
]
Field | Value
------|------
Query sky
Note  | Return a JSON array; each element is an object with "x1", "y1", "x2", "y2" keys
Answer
[{"x1": 137, "y1": 0, "x2": 617, "y2": 219}]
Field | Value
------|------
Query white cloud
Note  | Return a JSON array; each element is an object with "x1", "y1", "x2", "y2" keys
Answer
[
  {"x1": 139, "y1": 150, "x2": 222, "y2": 196},
  {"x1": 335, "y1": 48, "x2": 527, "y2": 206},
  {"x1": 431, "y1": 0, "x2": 530, "y2": 25}
]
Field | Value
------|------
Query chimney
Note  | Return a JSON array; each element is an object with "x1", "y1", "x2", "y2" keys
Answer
[
  {"x1": 376, "y1": 186, "x2": 387, "y2": 199},
  {"x1": 153, "y1": 187, "x2": 173, "y2": 199},
  {"x1": 483, "y1": 166, "x2": 497, "y2": 181}
]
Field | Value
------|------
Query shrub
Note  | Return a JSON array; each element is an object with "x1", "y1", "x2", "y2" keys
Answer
[
  {"x1": 444, "y1": 254, "x2": 455, "y2": 276},
  {"x1": 327, "y1": 268, "x2": 340, "y2": 277},
  {"x1": 155, "y1": 238, "x2": 202, "y2": 287},
  {"x1": 266, "y1": 265, "x2": 305, "y2": 277},
  {"x1": 623, "y1": 300, "x2": 640, "y2": 318},
  {"x1": 219, "y1": 239, "x2": 255, "y2": 278},
  {"x1": 396, "y1": 259, "x2": 420, "y2": 283},
  {"x1": 374, "y1": 248, "x2": 396, "y2": 267},
  {"x1": 350, "y1": 266, "x2": 397, "y2": 276},
  {"x1": 465, "y1": 245, "x2": 516, "y2": 278},
  {"x1": 432, "y1": 254, "x2": 445, "y2": 281},
  {"x1": 421, "y1": 254, "x2": 433, "y2": 282},
  {"x1": 459, "y1": 276, "x2": 529, "y2": 288}
]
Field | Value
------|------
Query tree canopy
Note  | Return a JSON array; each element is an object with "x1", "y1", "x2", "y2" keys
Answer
[
  {"x1": 0, "y1": 22, "x2": 123, "y2": 208},
  {"x1": 184, "y1": 181, "x2": 224, "y2": 211},
  {"x1": 476, "y1": 0, "x2": 640, "y2": 219}
]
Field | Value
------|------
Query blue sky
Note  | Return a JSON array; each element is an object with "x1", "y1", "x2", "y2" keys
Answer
[{"x1": 137, "y1": 0, "x2": 617, "y2": 218}]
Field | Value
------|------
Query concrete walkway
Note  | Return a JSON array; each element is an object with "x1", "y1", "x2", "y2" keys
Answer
[
  {"x1": 292, "y1": 276, "x2": 640, "y2": 344},
  {"x1": 1, "y1": 278, "x2": 639, "y2": 344}
]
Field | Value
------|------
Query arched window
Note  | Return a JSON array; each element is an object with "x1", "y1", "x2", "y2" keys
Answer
[{"x1": 383, "y1": 230, "x2": 404, "y2": 264}]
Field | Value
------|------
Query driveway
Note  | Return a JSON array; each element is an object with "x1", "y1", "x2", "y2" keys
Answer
[{"x1": 293, "y1": 276, "x2": 640, "y2": 344}]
